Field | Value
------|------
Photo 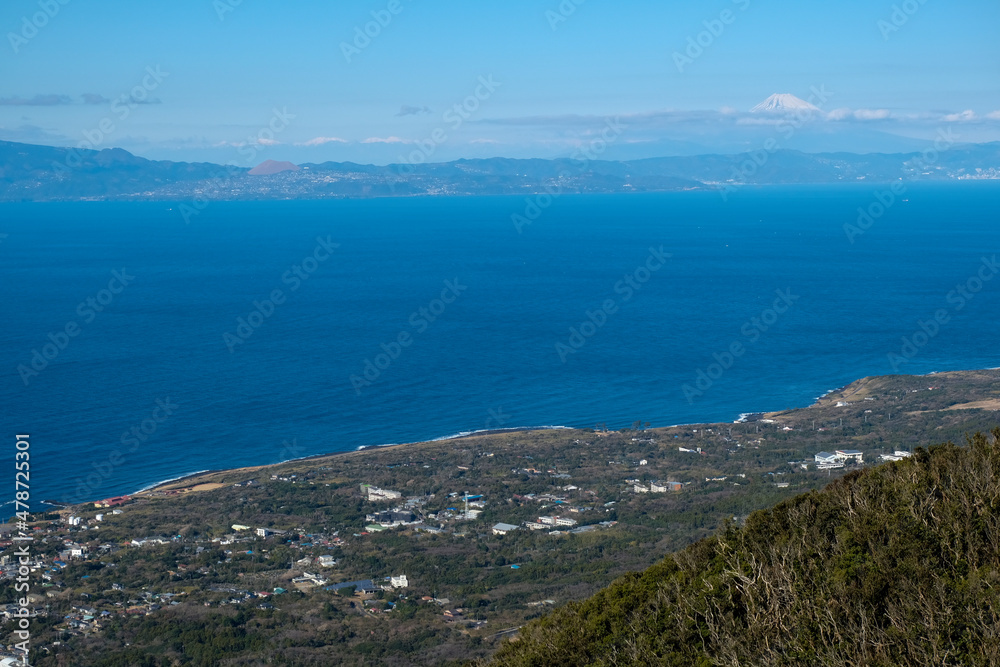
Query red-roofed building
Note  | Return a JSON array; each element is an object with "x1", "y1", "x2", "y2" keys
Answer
[{"x1": 94, "y1": 495, "x2": 131, "y2": 508}]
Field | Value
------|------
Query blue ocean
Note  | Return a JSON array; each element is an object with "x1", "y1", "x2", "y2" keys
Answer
[{"x1": 2, "y1": 184, "x2": 999, "y2": 505}]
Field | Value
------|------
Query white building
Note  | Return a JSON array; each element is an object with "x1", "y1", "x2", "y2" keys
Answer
[
  {"x1": 633, "y1": 484, "x2": 650, "y2": 493},
  {"x1": 835, "y1": 450, "x2": 864, "y2": 464},
  {"x1": 292, "y1": 572, "x2": 328, "y2": 587},
  {"x1": 390, "y1": 574, "x2": 408, "y2": 588},
  {"x1": 67, "y1": 516, "x2": 82, "y2": 526},
  {"x1": 492, "y1": 523, "x2": 520, "y2": 536},
  {"x1": 554, "y1": 517, "x2": 577, "y2": 527},
  {"x1": 364, "y1": 485, "x2": 402, "y2": 501},
  {"x1": 880, "y1": 450, "x2": 912, "y2": 462},
  {"x1": 318, "y1": 555, "x2": 337, "y2": 568},
  {"x1": 814, "y1": 452, "x2": 844, "y2": 469}
]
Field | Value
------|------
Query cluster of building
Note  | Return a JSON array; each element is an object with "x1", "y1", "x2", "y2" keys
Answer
[
  {"x1": 365, "y1": 510, "x2": 421, "y2": 531},
  {"x1": 360, "y1": 486, "x2": 503, "y2": 532},
  {"x1": 512, "y1": 491, "x2": 571, "y2": 504},
  {"x1": 492, "y1": 516, "x2": 617, "y2": 537},
  {"x1": 813, "y1": 449, "x2": 864, "y2": 469},
  {"x1": 631, "y1": 480, "x2": 683, "y2": 493},
  {"x1": 68, "y1": 509, "x2": 122, "y2": 527},
  {"x1": 325, "y1": 574, "x2": 408, "y2": 596},
  {"x1": 803, "y1": 448, "x2": 911, "y2": 470},
  {"x1": 814, "y1": 449, "x2": 912, "y2": 470}
]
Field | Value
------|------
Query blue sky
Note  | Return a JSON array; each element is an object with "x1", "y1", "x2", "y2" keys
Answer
[{"x1": 1, "y1": 0, "x2": 998, "y2": 164}]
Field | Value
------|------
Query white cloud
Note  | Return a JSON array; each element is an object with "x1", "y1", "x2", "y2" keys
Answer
[
  {"x1": 943, "y1": 110, "x2": 977, "y2": 122},
  {"x1": 986, "y1": 110, "x2": 1000, "y2": 120},
  {"x1": 395, "y1": 105, "x2": 432, "y2": 117},
  {"x1": 213, "y1": 138, "x2": 282, "y2": 148},
  {"x1": 734, "y1": 116, "x2": 786, "y2": 126},
  {"x1": 0, "y1": 123, "x2": 71, "y2": 145},
  {"x1": 469, "y1": 138, "x2": 500, "y2": 145},
  {"x1": 361, "y1": 136, "x2": 412, "y2": 144},
  {"x1": 826, "y1": 108, "x2": 892, "y2": 121},
  {"x1": 298, "y1": 136, "x2": 348, "y2": 146},
  {"x1": 852, "y1": 108, "x2": 891, "y2": 121}
]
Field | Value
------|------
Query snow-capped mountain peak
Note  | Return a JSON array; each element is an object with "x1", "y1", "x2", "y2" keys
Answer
[{"x1": 750, "y1": 94, "x2": 820, "y2": 113}]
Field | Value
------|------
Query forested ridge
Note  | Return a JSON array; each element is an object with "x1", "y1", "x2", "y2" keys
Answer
[{"x1": 486, "y1": 428, "x2": 1000, "y2": 666}]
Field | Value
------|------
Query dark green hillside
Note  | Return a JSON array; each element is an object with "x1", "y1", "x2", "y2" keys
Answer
[{"x1": 487, "y1": 428, "x2": 1000, "y2": 667}]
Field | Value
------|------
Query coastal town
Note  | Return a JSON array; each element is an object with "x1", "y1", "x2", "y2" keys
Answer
[{"x1": 3, "y1": 370, "x2": 998, "y2": 664}]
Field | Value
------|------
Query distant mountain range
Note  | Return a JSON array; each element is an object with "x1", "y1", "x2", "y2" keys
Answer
[{"x1": 1, "y1": 139, "x2": 998, "y2": 202}]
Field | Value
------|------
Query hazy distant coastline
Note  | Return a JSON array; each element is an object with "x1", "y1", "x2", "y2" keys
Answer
[{"x1": 2, "y1": 138, "x2": 998, "y2": 203}]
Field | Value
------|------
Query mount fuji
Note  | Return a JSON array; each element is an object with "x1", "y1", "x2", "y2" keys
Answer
[{"x1": 750, "y1": 93, "x2": 821, "y2": 113}]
